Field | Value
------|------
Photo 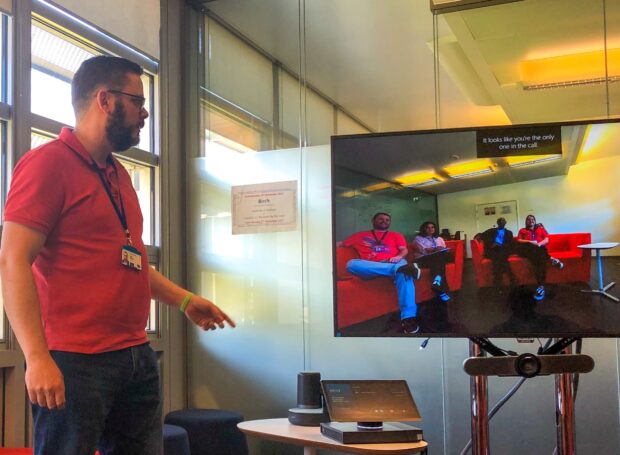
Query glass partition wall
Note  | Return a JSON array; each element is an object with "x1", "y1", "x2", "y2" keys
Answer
[{"x1": 185, "y1": 1, "x2": 620, "y2": 454}]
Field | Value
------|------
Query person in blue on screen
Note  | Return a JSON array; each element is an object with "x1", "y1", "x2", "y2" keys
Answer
[
  {"x1": 477, "y1": 217, "x2": 516, "y2": 288},
  {"x1": 337, "y1": 212, "x2": 422, "y2": 334}
]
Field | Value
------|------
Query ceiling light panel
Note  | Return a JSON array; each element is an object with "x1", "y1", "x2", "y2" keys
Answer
[
  {"x1": 520, "y1": 48, "x2": 620, "y2": 89},
  {"x1": 444, "y1": 159, "x2": 495, "y2": 178},
  {"x1": 506, "y1": 154, "x2": 562, "y2": 168},
  {"x1": 396, "y1": 171, "x2": 442, "y2": 187}
]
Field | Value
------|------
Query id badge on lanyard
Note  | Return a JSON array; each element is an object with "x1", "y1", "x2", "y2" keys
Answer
[
  {"x1": 121, "y1": 245, "x2": 142, "y2": 271},
  {"x1": 93, "y1": 159, "x2": 143, "y2": 271},
  {"x1": 372, "y1": 230, "x2": 388, "y2": 252}
]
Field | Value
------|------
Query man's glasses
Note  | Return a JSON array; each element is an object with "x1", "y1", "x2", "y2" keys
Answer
[{"x1": 107, "y1": 89, "x2": 146, "y2": 109}]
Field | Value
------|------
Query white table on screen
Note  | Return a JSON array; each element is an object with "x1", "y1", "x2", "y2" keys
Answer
[
  {"x1": 238, "y1": 418, "x2": 428, "y2": 455},
  {"x1": 577, "y1": 242, "x2": 619, "y2": 302}
]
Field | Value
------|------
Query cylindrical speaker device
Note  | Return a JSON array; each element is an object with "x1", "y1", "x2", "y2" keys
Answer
[
  {"x1": 289, "y1": 372, "x2": 329, "y2": 426},
  {"x1": 297, "y1": 372, "x2": 321, "y2": 409}
]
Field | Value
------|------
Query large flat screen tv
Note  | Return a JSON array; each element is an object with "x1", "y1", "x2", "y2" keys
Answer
[{"x1": 332, "y1": 120, "x2": 620, "y2": 338}]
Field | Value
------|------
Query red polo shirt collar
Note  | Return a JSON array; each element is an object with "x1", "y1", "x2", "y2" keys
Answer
[{"x1": 59, "y1": 127, "x2": 113, "y2": 168}]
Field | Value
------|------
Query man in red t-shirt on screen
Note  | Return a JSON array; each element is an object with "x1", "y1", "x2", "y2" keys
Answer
[
  {"x1": 0, "y1": 56, "x2": 235, "y2": 455},
  {"x1": 338, "y1": 212, "x2": 421, "y2": 334}
]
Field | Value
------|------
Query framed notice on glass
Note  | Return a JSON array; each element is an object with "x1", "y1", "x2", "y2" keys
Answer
[{"x1": 231, "y1": 181, "x2": 298, "y2": 234}]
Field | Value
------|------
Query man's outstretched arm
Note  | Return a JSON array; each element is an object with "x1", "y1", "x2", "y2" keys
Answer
[
  {"x1": 148, "y1": 268, "x2": 235, "y2": 330},
  {"x1": 0, "y1": 221, "x2": 65, "y2": 410}
]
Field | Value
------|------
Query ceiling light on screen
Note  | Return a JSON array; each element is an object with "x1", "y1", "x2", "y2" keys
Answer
[
  {"x1": 340, "y1": 182, "x2": 398, "y2": 198},
  {"x1": 507, "y1": 154, "x2": 562, "y2": 168},
  {"x1": 396, "y1": 171, "x2": 442, "y2": 187},
  {"x1": 340, "y1": 190, "x2": 357, "y2": 198},
  {"x1": 362, "y1": 182, "x2": 396, "y2": 193},
  {"x1": 444, "y1": 159, "x2": 495, "y2": 179}
]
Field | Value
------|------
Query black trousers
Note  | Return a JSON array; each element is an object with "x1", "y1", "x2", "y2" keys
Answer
[
  {"x1": 484, "y1": 245, "x2": 513, "y2": 285},
  {"x1": 514, "y1": 243, "x2": 550, "y2": 284},
  {"x1": 416, "y1": 250, "x2": 449, "y2": 290}
]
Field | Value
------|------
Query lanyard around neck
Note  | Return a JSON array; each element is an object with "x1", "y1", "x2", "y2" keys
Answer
[
  {"x1": 92, "y1": 159, "x2": 133, "y2": 246},
  {"x1": 371, "y1": 230, "x2": 388, "y2": 245}
]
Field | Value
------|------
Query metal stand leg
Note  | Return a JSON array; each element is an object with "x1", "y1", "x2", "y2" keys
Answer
[
  {"x1": 555, "y1": 344, "x2": 575, "y2": 455},
  {"x1": 470, "y1": 341, "x2": 490, "y2": 455},
  {"x1": 581, "y1": 249, "x2": 619, "y2": 301}
]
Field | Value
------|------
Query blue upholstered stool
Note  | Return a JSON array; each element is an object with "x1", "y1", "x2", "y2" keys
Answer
[
  {"x1": 164, "y1": 409, "x2": 248, "y2": 455},
  {"x1": 163, "y1": 423, "x2": 191, "y2": 455}
]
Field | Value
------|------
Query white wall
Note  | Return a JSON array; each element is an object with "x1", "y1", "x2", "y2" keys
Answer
[
  {"x1": 54, "y1": 0, "x2": 160, "y2": 59},
  {"x1": 438, "y1": 154, "x2": 620, "y2": 257}
]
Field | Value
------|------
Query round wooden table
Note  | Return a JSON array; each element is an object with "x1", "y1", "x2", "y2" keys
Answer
[{"x1": 238, "y1": 418, "x2": 428, "y2": 455}]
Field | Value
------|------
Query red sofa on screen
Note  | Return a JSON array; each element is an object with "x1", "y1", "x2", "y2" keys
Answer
[
  {"x1": 470, "y1": 233, "x2": 591, "y2": 287},
  {"x1": 335, "y1": 240, "x2": 464, "y2": 329}
]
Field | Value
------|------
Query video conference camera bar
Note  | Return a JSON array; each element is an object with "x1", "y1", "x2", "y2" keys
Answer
[{"x1": 463, "y1": 337, "x2": 594, "y2": 378}]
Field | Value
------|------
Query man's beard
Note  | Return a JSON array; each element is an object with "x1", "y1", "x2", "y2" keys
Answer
[{"x1": 105, "y1": 102, "x2": 139, "y2": 151}]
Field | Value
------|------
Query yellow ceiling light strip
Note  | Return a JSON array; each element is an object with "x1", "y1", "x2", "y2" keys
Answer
[
  {"x1": 521, "y1": 48, "x2": 620, "y2": 87},
  {"x1": 444, "y1": 159, "x2": 495, "y2": 179},
  {"x1": 395, "y1": 171, "x2": 442, "y2": 187},
  {"x1": 340, "y1": 181, "x2": 400, "y2": 198},
  {"x1": 340, "y1": 190, "x2": 358, "y2": 198},
  {"x1": 506, "y1": 154, "x2": 562, "y2": 168},
  {"x1": 362, "y1": 182, "x2": 394, "y2": 192}
]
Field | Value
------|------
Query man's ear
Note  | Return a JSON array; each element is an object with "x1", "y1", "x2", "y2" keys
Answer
[{"x1": 94, "y1": 89, "x2": 114, "y2": 114}]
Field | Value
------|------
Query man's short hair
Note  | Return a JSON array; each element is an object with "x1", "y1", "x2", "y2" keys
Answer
[
  {"x1": 71, "y1": 56, "x2": 143, "y2": 115},
  {"x1": 372, "y1": 212, "x2": 391, "y2": 221}
]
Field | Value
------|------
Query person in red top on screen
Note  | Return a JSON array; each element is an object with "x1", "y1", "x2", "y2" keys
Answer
[
  {"x1": 0, "y1": 56, "x2": 235, "y2": 455},
  {"x1": 515, "y1": 214, "x2": 565, "y2": 301},
  {"x1": 337, "y1": 212, "x2": 422, "y2": 334}
]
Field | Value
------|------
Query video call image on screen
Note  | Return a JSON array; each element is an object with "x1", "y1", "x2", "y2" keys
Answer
[
  {"x1": 332, "y1": 121, "x2": 620, "y2": 338},
  {"x1": 322, "y1": 380, "x2": 421, "y2": 423}
]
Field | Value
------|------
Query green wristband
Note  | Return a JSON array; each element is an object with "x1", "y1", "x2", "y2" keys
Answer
[{"x1": 179, "y1": 292, "x2": 194, "y2": 313}]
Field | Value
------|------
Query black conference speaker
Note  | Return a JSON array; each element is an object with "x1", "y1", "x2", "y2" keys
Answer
[
  {"x1": 288, "y1": 372, "x2": 329, "y2": 426},
  {"x1": 297, "y1": 372, "x2": 321, "y2": 408}
]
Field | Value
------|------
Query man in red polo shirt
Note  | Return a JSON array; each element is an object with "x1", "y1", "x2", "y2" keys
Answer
[
  {"x1": 0, "y1": 56, "x2": 234, "y2": 455},
  {"x1": 339, "y1": 212, "x2": 421, "y2": 334}
]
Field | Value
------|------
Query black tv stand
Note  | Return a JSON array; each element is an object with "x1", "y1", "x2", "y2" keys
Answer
[
  {"x1": 465, "y1": 337, "x2": 593, "y2": 377},
  {"x1": 540, "y1": 337, "x2": 580, "y2": 355},
  {"x1": 469, "y1": 337, "x2": 510, "y2": 357},
  {"x1": 464, "y1": 338, "x2": 595, "y2": 455},
  {"x1": 469, "y1": 336, "x2": 581, "y2": 357}
]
